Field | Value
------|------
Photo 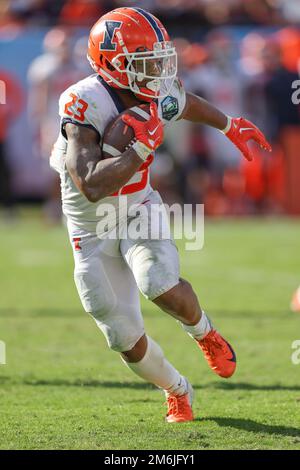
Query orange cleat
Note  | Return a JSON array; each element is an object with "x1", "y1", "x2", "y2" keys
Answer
[
  {"x1": 291, "y1": 287, "x2": 300, "y2": 312},
  {"x1": 165, "y1": 381, "x2": 194, "y2": 423},
  {"x1": 197, "y1": 330, "x2": 236, "y2": 378}
]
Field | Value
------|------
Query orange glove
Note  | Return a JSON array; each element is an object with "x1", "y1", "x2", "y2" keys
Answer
[
  {"x1": 224, "y1": 117, "x2": 272, "y2": 162},
  {"x1": 122, "y1": 102, "x2": 164, "y2": 161}
]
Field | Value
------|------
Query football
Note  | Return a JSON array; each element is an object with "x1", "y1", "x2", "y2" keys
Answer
[{"x1": 102, "y1": 103, "x2": 151, "y2": 159}]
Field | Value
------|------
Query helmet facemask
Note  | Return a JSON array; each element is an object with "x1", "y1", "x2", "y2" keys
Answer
[{"x1": 110, "y1": 36, "x2": 178, "y2": 99}]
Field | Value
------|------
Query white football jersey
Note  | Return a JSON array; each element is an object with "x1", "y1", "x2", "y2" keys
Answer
[{"x1": 50, "y1": 74, "x2": 186, "y2": 232}]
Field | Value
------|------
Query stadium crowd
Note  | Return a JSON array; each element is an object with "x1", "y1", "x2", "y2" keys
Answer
[
  {"x1": 1, "y1": 0, "x2": 300, "y2": 27},
  {"x1": 0, "y1": 0, "x2": 300, "y2": 219}
]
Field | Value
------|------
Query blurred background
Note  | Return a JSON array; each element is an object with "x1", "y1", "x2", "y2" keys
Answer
[{"x1": 0, "y1": 0, "x2": 300, "y2": 222}]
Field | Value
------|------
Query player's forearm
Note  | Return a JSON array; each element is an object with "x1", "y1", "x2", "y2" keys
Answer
[
  {"x1": 181, "y1": 92, "x2": 271, "y2": 161},
  {"x1": 181, "y1": 92, "x2": 228, "y2": 130},
  {"x1": 84, "y1": 149, "x2": 143, "y2": 201},
  {"x1": 65, "y1": 123, "x2": 146, "y2": 202}
]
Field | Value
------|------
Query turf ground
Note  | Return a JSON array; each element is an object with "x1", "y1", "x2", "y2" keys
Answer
[{"x1": 0, "y1": 212, "x2": 299, "y2": 450}]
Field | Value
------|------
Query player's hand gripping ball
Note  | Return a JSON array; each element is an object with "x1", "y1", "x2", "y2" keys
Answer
[{"x1": 102, "y1": 102, "x2": 163, "y2": 162}]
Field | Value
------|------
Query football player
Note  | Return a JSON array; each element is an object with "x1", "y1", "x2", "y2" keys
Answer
[{"x1": 50, "y1": 8, "x2": 271, "y2": 423}]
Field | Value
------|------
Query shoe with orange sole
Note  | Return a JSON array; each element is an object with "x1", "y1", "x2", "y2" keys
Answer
[
  {"x1": 165, "y1": 379, "x2": 194, "y2": 423},
  {"x1": 197, "y1": 330, "x2": 236, "y2": 378},
  {"x1": 291, "y1": 287, "x2": 300, "y2": 312}
]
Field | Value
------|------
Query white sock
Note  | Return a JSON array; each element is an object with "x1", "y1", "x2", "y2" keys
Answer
[
  {"x1": 122, "y1": 336, "x2": 188, "y2": 397},
  {"x1": 181, "y1": 311, "x2": 212, "y2": 340}
]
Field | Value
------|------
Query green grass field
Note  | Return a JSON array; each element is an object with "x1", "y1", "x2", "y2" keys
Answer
[{"x1": 0, "y1": 213, "x2": 300, "y2": 450}]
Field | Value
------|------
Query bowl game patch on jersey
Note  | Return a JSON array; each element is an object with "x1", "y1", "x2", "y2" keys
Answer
[{"x1": 161, "y1": 95, "x2": 179, "y2": 121}]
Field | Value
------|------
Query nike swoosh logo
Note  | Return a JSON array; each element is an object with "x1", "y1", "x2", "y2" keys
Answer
[
  {"x1": 148, "y1": 124, "x2": 160, "y2": 136},
  {"x1": 226, "y1": 341, "x2": 237, "y2": 363}
]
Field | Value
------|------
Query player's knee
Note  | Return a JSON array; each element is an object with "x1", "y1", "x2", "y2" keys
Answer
[
  {"x1": 135, "y1": 258, "x2": 179, "y2": 300},
  {"x1": 122, "y1": 239, "x2": 180, "y2": 300},
  {"x1": 92, "y1": 314, "x2": 144, "y2": 352},
  {"x1": 137, "y1": 271, "x2": 178, "y2": 300}
]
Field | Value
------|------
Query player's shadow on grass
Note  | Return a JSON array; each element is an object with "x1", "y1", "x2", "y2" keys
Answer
[
  {"x1": 201, "y1": 417, "x2": 300, "y2": 439},
  {"x1": 23, "y1": 378, "x2": 158, "y2": 390},
  {"x1": 1, "y1": 376, "x2": 300, "y2": 392},
  {"x1": 206, "y1": 381, "x2": 300, "y2": 392}
]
